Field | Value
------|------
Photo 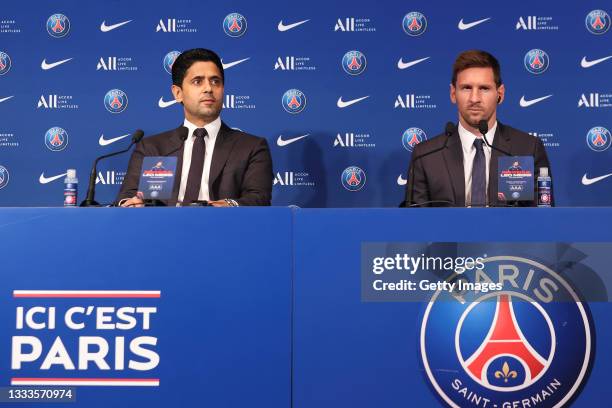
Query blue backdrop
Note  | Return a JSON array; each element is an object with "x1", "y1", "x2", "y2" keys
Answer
[{"x1": 0, "y1": 1, "x2": 610, "y2": 207}]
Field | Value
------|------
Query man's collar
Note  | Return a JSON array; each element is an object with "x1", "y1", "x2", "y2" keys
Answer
[
  {"x1": 183, "y1": 116, "x2": 222, "y2": 139},
  {"x1": 458, "y1": 120, "x2": 497, "y2": 151}
]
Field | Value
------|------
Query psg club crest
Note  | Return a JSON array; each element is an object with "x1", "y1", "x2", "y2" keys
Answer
[
  {"x1": 0, "y1": 165, "x2": 9, "y2": 189},
  {"x1": 223, "y1": 13, "x2": 247, "y2": 37},
  {"x1": 0, "y1": 51, "x2": 11, "y2": 75},
  {"x1": 104, "y1": 89, "x2": 128, "y2": 114},
  {"x1": 46, "y1": 14, "x2": 70, "y2": 38},
  {"x1": 282, "y1": 89, "x2": 306, "y2": 114},
  {"x1": 44, "y1": 127, "x2": 68, "y2": 152},
  {"x1": 402, "y1": 12, "x2": 427, "y2": 36},
  {"x1": 420, "y1": 256, "x2": 593, "y2": 408},
  {"x1": 402, "y1": 128, "x2": 427, "y2": 152},
  {"x1": 585, "y1": 10, "x2": 610, "y2": 35},
  {"x1": 586, "y1": 126, "x2": 611, "y2": 152},
  {"x1": 341, "y1": 166, "x2": 366, "y2": 191},
  {"x1": 523, "y1": 49, "x2": 549, "y2": 75},
  {"x1": 342, "y1": 51, "x2": 367, "y2": 75},
  {"x1": 163, "y1": 51, "x2": 181, "y2": 74}
]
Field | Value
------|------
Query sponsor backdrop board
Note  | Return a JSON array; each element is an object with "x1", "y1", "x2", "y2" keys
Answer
[
  {"x1": 0, "y1": 1, "x2": 611, "y2": 207},
  {"x1": 0, "y1": 208, "x2": 292, "y2": 407}
]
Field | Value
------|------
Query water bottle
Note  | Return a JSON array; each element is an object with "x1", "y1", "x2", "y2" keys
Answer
[
  {"x1": 64, "y1": 169, "x2": 78, "y2": 207},
  {"x1": 537, "y1": 167, "x2": 551, "y2": 207}
]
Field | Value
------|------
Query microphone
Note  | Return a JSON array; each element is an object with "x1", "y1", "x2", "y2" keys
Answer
[
  {"x1": 478, "y1": 120, "x2": 511, "y2": 156},
  {"x1": 402, "y1": 122, "x2": 455, "y2": 207},
  {"x1": 163, "y1": 126, "x2": 189, "y2": 156},
  {"x1": 80, "y1": 130, "x2": 144, "y2": 207}
]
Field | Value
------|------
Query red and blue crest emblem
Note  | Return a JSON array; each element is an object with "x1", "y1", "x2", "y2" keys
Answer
[
  {"x1": 44, "y1": 127, "x2": 68, "y2": 151},
  {"x1": 282, "y1": 89, "x2": 306, "y2": 114},
  {"x1": 586, "y1": 126, "x2": 611, "y2": 152},
  {"x1": 524, "y1": 49, "x2": 549, "y2": 74},
  {"x1": 420, "y1": 256, "x2": 593, "y2": 408},
  {"x1": 223, "y1": 13, "x2": 247, "y2": 37},
  {"x1": 342, "y1": 51, "x2": 367, "y2": 75},
  {"x1": 402, "y1": 127, "x2": 427, "y2": 152},
  {"x1": 104, "y1": 89, "x2": 128, "y2": 114},
  {"x1": 46, "y1": 14, "x2": 70, "y2": 38},
  {"x1": 341, "y1": 166, "x2": 366, "y2": 191},
  {"x1": 585, "y1": 10, "x2": 610, "y2": 35},
  {"x1": 403, "y1": 12, "x2": 427, "y2": 36}
]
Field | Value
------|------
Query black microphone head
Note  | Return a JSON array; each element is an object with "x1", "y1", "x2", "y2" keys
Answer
[
  {"x1": 478, "y1": 120, "x2": 488, "y2": 135},
  {"x1": 445, "y1": 122, "x2": 455, "y2": 136},
  {"x1": 132, "y1": 129, "x2": 145, "y2": 143}
]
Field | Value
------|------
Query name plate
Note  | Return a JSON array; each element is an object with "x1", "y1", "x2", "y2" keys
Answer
[
  {"x1": 497, "y1": 156, "x2": 534, "y2": 202},
  {"x1": 138, "y1": 157, "x2": 177, "y2": 200}
]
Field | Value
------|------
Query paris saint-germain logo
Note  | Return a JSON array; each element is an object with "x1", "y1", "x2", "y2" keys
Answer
[
  {"x1": 223, "y1": 13, "x2": 247, "y2": 37},
  {"x1": 163, "y1": 51, "x2": 181, "y2": 74},
  {"x1": 282, "y1": 89, "x2": 306, "y2": 114},
  {"x1": 420, "y1": 256, "x2": 593, "y2": 408},
  {"x1": 585, "y1": 10, "x2": 610, "y2": 35},
  {"x1": 523, "y1": 49, "x2": 549, "y2": 75},
  {"x1": 0, "y1": 165, "x2": 9, "y2": 189},
  {"x1": 341, "y1": 166, "x2": 366, "y2": 191},
  {"x1": 44, "y1": 127, "x2": 68, "y2": 151},
  {"x1": 0, "y1": 51, "x2": 11, "y2": 75},
  {"x1": 402, "y1": 127, "x2": 427, "y2": 152},
  {"x1": 46, "y1": 14, "x2": 70, "y2": 38},
  {"x1": 342, "y1": 51, "x2": 367, "y2": 75},
  {"x1": 104, "y1": 89, "x2": 128, "y2": 114},
  {"x1": 586, "y1": 126, "x2": 611, "y2": 152},
  {"x1": 402, "y1": 12, "x2": 427, "y2": 36}
]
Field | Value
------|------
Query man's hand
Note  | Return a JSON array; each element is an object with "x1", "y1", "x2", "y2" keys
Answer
[
  {"x1": 208, "y1": 200, "x2": 230, "y2": 207},
  {"x1": 120, "y1": 192, "x2": 145, "y2": 207}
]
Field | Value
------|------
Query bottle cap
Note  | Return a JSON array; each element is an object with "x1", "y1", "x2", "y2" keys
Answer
[{"x1": 67, "y1": 169, "x2": 76, "y2": 179}]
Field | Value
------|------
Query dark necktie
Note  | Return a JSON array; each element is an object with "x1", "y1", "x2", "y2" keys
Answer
[
  {"x1": 183, "y1": 128, "x2": 207, "y2": 204},
  {"x1": 471, "y1": 138, "x2": 486, "y2": 207}
]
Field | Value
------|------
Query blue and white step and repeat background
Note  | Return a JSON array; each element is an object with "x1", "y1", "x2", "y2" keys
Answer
[{"x1": 0, "y1": 1, "x2": 610, "y2": 207}]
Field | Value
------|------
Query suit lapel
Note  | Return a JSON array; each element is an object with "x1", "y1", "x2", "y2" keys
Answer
[
  {"x1": 443, "y1": 131, "x2": 466, "y2": 207},
  {"x1": 488, "y1": 122, "x2": 512, "y2": 205},
  {"x1": 208, "y1": 122, "x2": 238, "y2": 199},
  {"x1": 167, "y1": 126, "x2": 188, "y2": 205}
]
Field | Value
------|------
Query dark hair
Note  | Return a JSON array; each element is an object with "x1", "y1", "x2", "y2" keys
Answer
[
  {"x1": 171, "y1": 48, "x2": 224, "y2": 87},
  {"x1": 452, "y1": 50, "x2": 502, "y2": 87}
]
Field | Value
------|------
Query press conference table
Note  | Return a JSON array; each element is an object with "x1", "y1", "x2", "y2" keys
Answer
[{"x1": 1, "y1": 207, "x2": 610, "y2": 407}]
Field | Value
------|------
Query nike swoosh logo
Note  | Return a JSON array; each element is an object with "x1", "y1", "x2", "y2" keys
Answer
[
  {"x1": 100, "y1": 20, "x2": 132, "y2": 32},
  {"x1": 222, "y1": 57, "x2": 250, "y2": 70},
  {"x1": 39, "y1": 172, "x2": 67, "y2": 184},
  {"x1": 278, "y1": 19, "x2": 310, "y2": 32},
  {"x1": 397, "y1": 57, "x2": 430, "y2": 70},
  {"x1": 0, "y1": 96, "x2": 14, "y2": 103},
  {"x1": 337, "y1": 95, "x2": 370, "y2": 108},
  {"x1": 41, "y1": 58, "x2": 73, "y2": 70},
  {"x1": 458, "y1": 17, "x2": 491, "y2": 30},
  {"x1": 277, "y1": 134, "x2": 309, "y2": 147},
  {"x1": 99, "y1": 133, "x2": 130, "y2": 146},
  {"x1": 581, "y1": 55, "x2": 612, "y2": 68},
  {"x1": 158, "y1": 97, "x2": 178, "y2": 108},
  {"x1": 397, "y1": 175, "x2": 407, "y2": 186},
  {"x1": 582, "y1": 173, "x2": 612, "y2": 186},
  {"x1": 519, "y1": 94, "x2": 553, "y2": 107}
]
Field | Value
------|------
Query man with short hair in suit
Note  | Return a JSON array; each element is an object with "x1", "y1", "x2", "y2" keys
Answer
[
  {"x1": 118, "y1": 48, "x2": 273, "y2": 207},
  {"x1": 404, "y1": 50, "x2": 553, "y2": 207}
]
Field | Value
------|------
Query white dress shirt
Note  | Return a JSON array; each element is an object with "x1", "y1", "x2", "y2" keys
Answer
[
  {"x1": 177, "y1": 117, "x2": 222, "y2": 204},
  {"x1": 458, "y1": 121, "x2": 497, "y2": 206}
]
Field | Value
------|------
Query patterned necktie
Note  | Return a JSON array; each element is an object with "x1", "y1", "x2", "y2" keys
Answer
[
  {"x1": 471, "y1": 138, "x2": 486, "y2": 207},
  {"x1": 183, "y1": 128, "x2": 207, "y2": 204}
]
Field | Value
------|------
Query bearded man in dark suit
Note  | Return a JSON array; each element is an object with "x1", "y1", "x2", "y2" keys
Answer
[{"x1": 118, "y1": 48, "x2": 272, "y2": 207}]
